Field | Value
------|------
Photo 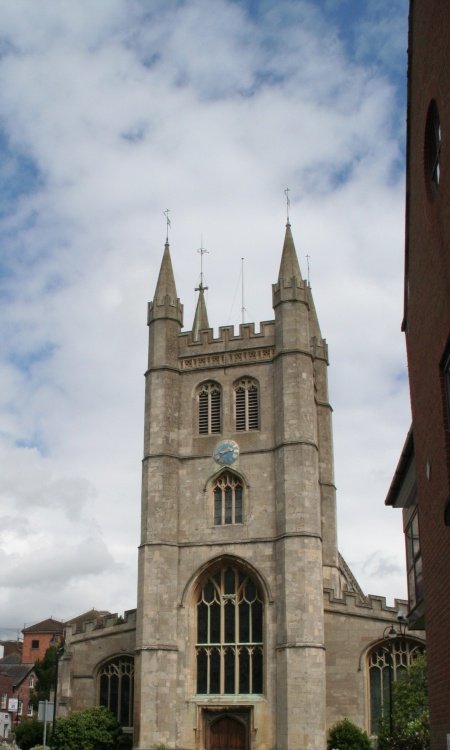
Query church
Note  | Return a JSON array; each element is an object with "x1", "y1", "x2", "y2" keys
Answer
[{"x1": 58, "y1": 219, "x2": 424, "y2": 750}]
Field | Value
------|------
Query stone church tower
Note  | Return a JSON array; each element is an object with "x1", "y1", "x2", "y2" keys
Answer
[
  {"x1": 57, "y1": 219, "x2": 421, "y2": 749},
  {"x1": 134, "y1": 221, "x2": 340, "y2": 750}
]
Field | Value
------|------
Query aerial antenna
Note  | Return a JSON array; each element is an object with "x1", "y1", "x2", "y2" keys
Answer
[
  {"x1": 284, "y1": 187, "x2": 290, "y2": 224},
  {"x1": 241, "y1": 257, "x2": 245, "y2": 324},
  {"x1": 196, "y1": 235, "x2": 209, "y2": 293},
  {"x1": 163, "y1": 209, "x2": 171, "y2": 243},
  {"x1": 306, "y1": 253, "x2": 311, "y2": 285}
]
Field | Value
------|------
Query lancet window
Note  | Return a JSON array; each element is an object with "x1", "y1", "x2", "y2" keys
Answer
[
  {"x1": 98, "y1": 655, "x2": 134, "y2": 728},
  {"x1": 234, "y1": 378, "x2": 259, "y2": 431},
  {"x1": 198, "y1": 381, "x2": 221, "y2": 435},
  {"x1": 213, "y1": 472, "x2": 243, "y2": 525},
  {"x1": 368, "y1": 638, "x2": 425, "y2": 734},
  {"x1": 196, "y1": 565, "x2": 263, "y2": 695}
]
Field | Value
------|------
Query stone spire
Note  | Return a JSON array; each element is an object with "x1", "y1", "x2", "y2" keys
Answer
[
  {"x1": 278, "y1": 222, "x2": 302, "y2": 284},
  {"x1": 192, "y1": 286, "x2": 209, "y2": 341},
  {"x1": 148, "y1": 241, "x2": 183, "y2": 325}
]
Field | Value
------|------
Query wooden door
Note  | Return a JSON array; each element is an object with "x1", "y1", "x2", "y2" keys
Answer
[{"x1": 209, "y1": 716, "x2": 247, "y2": 750}]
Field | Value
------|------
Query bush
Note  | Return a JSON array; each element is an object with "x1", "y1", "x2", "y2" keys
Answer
[
  {"x1": 15, "y1": 719, "x2": 44, "y2": 750},
  {"x1": 377, "y1": 654, "x2": 429, "y2": 750},
  {"x1": 52, "y1": 706, "x2": 122, "y2": 750},
  {"x1": 328, "y1": 718, "x2": 372, "y2": 750}
]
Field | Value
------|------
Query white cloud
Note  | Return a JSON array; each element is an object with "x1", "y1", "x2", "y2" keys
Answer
[{"x1": 0, "y1": 0, "x2": 410, "y2": 630}]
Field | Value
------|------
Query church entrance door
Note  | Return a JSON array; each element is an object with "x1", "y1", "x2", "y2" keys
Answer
[{"x1": 208, "y1": 714, "x2": 248, "y2": 750}]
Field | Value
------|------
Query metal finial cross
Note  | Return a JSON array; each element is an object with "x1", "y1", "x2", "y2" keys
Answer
[
  {"x1": 163, "y1": 209, "x2": 171, "y2": 243},
  {"x1": 284, "y1": 187, "x2": 290, "y2": 224},
  {"x1": 196, "y1": 236, "x2": 209, "y2": 292}
]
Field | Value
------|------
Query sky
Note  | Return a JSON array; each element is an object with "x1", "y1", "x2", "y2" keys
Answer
[{"x1": 0, "y1": 0, "x2": 411, "y2": 639}]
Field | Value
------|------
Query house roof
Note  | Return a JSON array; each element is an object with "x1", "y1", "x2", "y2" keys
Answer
[
  {"x1": 0, "y1": 660, "x2": 34, "y2": 688},
  {"x1": 22, "y1": 617, "x2": 64, "y2": 635}
]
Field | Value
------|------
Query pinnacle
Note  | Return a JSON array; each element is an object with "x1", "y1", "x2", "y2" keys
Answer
[
  {"x1": 192, "y1": 286, "x2": 209, "y2": 341},
  {"x1": 153, "y1": 241, "x2": 178, "y2": 304},
  {"x1": 278, "y1": 222, "x2": 302, "y2": 284}
]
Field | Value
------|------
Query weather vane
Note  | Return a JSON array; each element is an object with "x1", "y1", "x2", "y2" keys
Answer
[
  {"x1": 306, "y1": 253, "x2": 311, "y2": 285},
  {"x1": 196, "y1": 235, "x2": 209, "y2": 292},
  {"x1": 163, "y1": 209, "x2": 171, "y2": 243},
  {"x1": 284, "y1": 187, "x2": 290, "y2": 224}
]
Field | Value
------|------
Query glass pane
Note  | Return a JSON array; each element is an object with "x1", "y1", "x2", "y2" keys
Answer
[
  {"x1": 225, "y1": 487, "x2": 232, "y2": 524},
  {"x1": 224, "y1": 648, "x2": 235, "y2": 693},
  {"x1": 225, "y1": 600, "x2": 235, "y2": 643},
  {"x1": 99, "y1": 673, "x2": 109, "y2": 708},
  {"x1": 235, "y1": 486, "x2": 242, "y2": 523},
  {"x1": 252, "y1": 647, "x2": 263, "y2": 694},
  {"x1": 210, "y1": 649, "x2": 220, "y2": 694},
  {"x1": 239, "y1": 601, "x2": 250, "y2": 643},
  {"x1": 224, "y1": 567, "x2": 235, "y2": 595},
  {"x1": 246, "y1": 580, "x2": 256, "y2": 602},
  {"x1": 210, "y1": 601, "x2": 220, "y2": 643},
  {"x1": 109, "y1": 673, "x2": 119, "y2": 718},
  {"x1": 203, "y1": 580, "x2": 215, "y2": 603},
  {"x1": 239, "y1": 648, "x2": 250, "y2": 694},
  {"x1": 120, "y1": 674, "x2": 130, "y2": 726},
  {"x1": 214, "y1": 488, "x2": 222, "y2": 525},
  {"x1": 370, "y1": 668, "x2": 381, "y2": 734},
  {"x1": 197, "y1": 650, "x2": 207, "y2": 694},
  {"x1": 198, "y1": 602, "x2": 208, "y2": 643},
  {"x1": 252, "y1": 600, "x2": 263, "y2": 643}
]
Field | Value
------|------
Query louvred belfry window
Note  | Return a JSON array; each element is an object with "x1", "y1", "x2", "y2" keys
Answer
[
  {"x1": 213, "y1": 472, "x2": 243, "y2": 525},
  {"x1": 198, "y1": 381, "x2": 221, "y2": 435},
  {"x1": 235, "y1": 378, "x2": 259, "y2": 431},
  {"x1": 196, "y1": 565, "x2": 263, "y2": 695}
]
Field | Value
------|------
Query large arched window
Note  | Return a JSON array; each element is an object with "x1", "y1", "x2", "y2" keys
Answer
[
  {"x1": 198, "y1": 381, "x2": 221, "y2": 435},
  {"x1": 196, "y1": 564, "x2": 263, "y2": 695},
  {"x1": 234, "y1": 378, "x2": 259, "y2": 431},
  {"x1": 368, "y1": 638, "x2": 424, "y2": 734},
  {"x1": 213, "y1": 472, "x2": 243, "y2": 525},
  {"x1": 98, "y1": 655, "x2": 134, "y2": 728}
]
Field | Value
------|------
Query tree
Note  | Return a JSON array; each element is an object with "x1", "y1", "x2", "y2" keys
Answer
[
  {"x1": 30, "y1": 647, "x2": 57, "y2": 708},
  {"x1": 52, "y1": 706, "x2": 122, "y2": 750},
  {"x1": 378, "y1": 653, "x2": 429, "y2": 750},
  {"x1": 327, "y1": 718, "x2": 372, "y2": 750},
  {"x1": 15, "y1": 717, "x2": 44, "y2": 750}
]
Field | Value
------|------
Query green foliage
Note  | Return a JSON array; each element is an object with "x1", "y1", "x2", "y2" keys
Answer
[
  {"x1": 52, "y1": 706, "x2": 122, "y2": 750},
  {"x1": 377, "y1": 654, "x2": 429, "y2": 750},
  {"x1": 327, "y1": 718, "x2": 372, "y2": 750},
  {"x1": 30, "y1": 647, "x2": 57, "y2": 707},
  {"x1": 15, "y1": 718, "x2": 44, "y2": 750}
]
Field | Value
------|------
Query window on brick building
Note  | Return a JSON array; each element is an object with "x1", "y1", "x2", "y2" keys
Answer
[
  {"x1": 31, "y1": 639, "x2": 39, "y2": 649},
  {"x1": 368, "y1": 638, "x2": 425, "y2": 734},
  {"x1": 196, "y1": 564, "x2": 263, "y2": 695},
  {"x1": 234, "y1": 378, "x2": 259, "y2": 431},
  {"x1": 406, "y1": 510, "x2": 423, "y2": 610},
  {"x1": 28, "y1": 676, "x2": 34, "y2": 689},
  {"x1": 17, "y1": 701, "x2": 22, "y2": 716},
  {"x1": 98, "y1": 655, "x2": 134, "y2": 729},
  {"x1": 1, "y1": 694, "x2": 6, "y2": 709},
  {"x1": 425, "y1": 99, "x2": 441, "y2": 193},
  {"x1": 198, "y1": 382, "x2": 221, "y2": 435},
  {"x1": 27, "y1": 704, "x2": 33, "y2": 717},
  {"x1": 213, "y1": 472, "x2": 243, "y2": 525}
]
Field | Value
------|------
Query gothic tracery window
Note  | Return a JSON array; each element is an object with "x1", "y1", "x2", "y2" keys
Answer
[
  {"x1": 234, "y1": 378, "x2": 259, "y2": 431},
  {"x1": 213, "y1": 472, "x2": 243, "y2": 525},
  {"x1": 196, "y1": 565, "x2": 263, "y2": 695},
  {"x1": 98, "y1": 655, "x2": 134, "y2": 728},
  {"x1": 368, "y1": 638, "x2": 425, "y2": 734},
  {"x1": 198, "y1": 381, "x2": 221, "y2": 435}
]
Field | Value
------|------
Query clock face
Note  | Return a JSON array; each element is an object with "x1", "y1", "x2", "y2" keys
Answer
[{"x1": 213, "y1": 439, "x2": 240, "y2": 466}]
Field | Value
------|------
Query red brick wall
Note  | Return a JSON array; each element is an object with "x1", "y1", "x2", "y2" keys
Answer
[
  {"x1": 22, "y1": 632, "x2": 60, "y2": 664},
  {"x1": 404, "y1": 1, "x2": 450, "y2": 747}
]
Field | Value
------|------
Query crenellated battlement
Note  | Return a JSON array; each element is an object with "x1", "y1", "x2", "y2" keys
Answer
[
  {"x1": 178, "y1": 319, "x2": 275, "y2": 356},
  {"x1": 64, "y1": 608, "x2": 137, "y2": 641},
  {"x1": 324, "y1": 587, "x2": 408, "y2": 619}
]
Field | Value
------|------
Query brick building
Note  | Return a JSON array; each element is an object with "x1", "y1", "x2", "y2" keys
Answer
[
  {"x1": 0, "y1": 655, "x2": 36, "y2": 738},
  {"x1": 385, "y1": 0, "x2": 450, "y2": 748},
  {"x1": 22, "y1": 618, "x2": 64, "y2": 663}
]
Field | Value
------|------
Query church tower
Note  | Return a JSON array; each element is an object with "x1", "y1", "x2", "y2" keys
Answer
[{"x1": 134, "y1": 220, "x2": 339, "y2": 750}]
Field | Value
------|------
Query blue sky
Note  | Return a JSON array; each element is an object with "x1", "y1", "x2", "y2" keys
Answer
[{"x1": 0, "y1": 0, "x2": 410, "y2": 636}]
